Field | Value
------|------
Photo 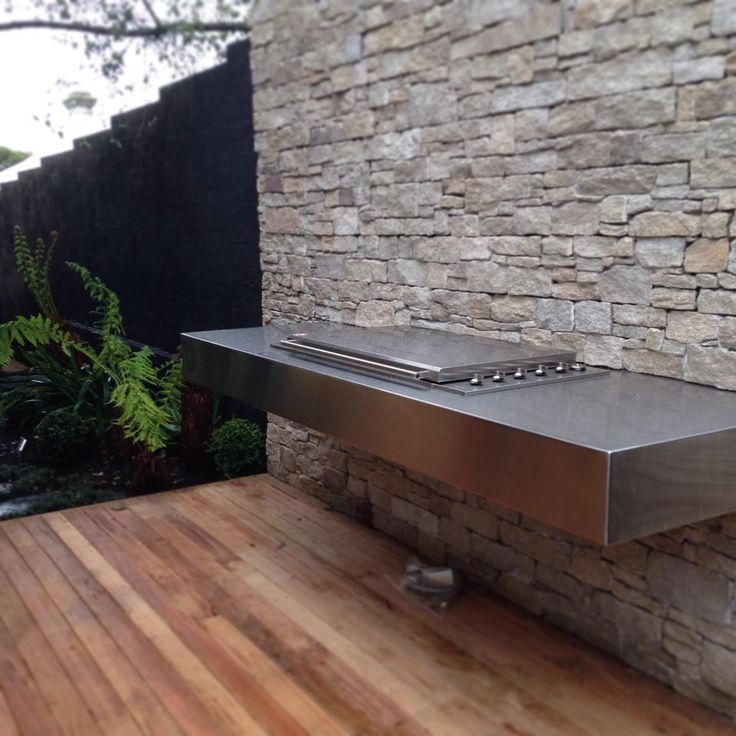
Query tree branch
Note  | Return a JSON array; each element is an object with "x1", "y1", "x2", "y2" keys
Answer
[
  {"x1": 141, "y1": 0, "x2": 163, "y2": 29},
  {"x1": 0, "y1": 18, "x2": 249, "y2": 37}
]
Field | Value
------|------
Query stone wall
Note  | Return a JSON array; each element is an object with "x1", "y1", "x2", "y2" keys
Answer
[
  {"x1": 251, "y1": 0, "x2": 736, "y2": 716},
  {"x1": 0, "y1": 42, "x2": 261, "y2": 352}
]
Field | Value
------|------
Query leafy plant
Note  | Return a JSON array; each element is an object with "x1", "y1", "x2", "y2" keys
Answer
[
  {"x1": 13, "y1": 226, "x2": 59, "y2": 318},
  {"x1": 207, "y1": 418, "x2": 264, "y2": 479},
  {"x1": 35, "y1": 408, "x2": 95, "y2": 466},
  {"x1": 0, "y1": 229, "x2": 183, "y2": 454},
  {"x1": 9, "y1": 465, "x2": 55, "y2": 496}
]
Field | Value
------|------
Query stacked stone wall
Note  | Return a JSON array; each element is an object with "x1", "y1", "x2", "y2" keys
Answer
[{"x1": 251, "y1": 0, "x2": 736, "y2": 715}]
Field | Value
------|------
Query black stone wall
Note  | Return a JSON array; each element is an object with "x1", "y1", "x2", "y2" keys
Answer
[{"x1": 0, "y1": 41, "x2": 260, "y2": 351}]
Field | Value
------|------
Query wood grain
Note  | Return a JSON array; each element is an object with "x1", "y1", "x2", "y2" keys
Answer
[{"x1": 0, "y1": 474, "x2": 733, "y2": 736}]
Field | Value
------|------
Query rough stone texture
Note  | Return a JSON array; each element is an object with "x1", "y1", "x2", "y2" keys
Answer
[{"x1": 252, "y1": 0, "x2": 736, "y2": 719}]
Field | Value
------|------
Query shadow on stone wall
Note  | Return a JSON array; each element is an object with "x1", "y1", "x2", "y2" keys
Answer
[{"x1": 0, "y1": 41, "x2": 260, "y2": 352}]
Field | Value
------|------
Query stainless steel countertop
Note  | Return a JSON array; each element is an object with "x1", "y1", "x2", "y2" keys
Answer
[
  {"x1": 186, "y1": 325, "x2": 736, "y2": 453},
  {"x1": 182, "y1": 325, "x2": 736, "y2": 544}
]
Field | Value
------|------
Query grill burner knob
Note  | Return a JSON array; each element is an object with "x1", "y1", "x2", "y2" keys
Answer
[
  {"x1": 570, "y1": 362, "x2": 586, "y2": 372},
  {"x1": 492, "y1": 371, "x2": 505, "y2": 383},
  {"x1": 555, "y1": 362, "x2": 567, "y2": 374},
  {"x1": 534, "y1": 365, "x2": 547, "y2": 376},
  {"x1": 513, "y1": 368, "x2": 526, "y2": 380},
  {"x1": 470, "y1": 373, "x2": 484, "y2": 386}
]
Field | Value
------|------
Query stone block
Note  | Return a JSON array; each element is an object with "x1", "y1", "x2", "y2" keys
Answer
[
  {"x1": 641, "y1": 133, "x2": 706, "y2": 164},
  {"x1": 629, "y1": 212, "x2": 701, "y2": 238},
  {"x1": 575, "y1": 167, "x2": 656, "y2": 197},
  {"x1": 596, "y1": 89, "x2": 676, "y2": 131},
  {"x1": 684, "y1": 239, "x2": 729, "y2": 273},
  {"x1": 698, "y1": 289, "x2": 736, "y2": 315},
  {"x1": 622, "y1": 349, "x2": 684, "y2": 379},
  {"x1": 491, "y1": 296, "x2": 537, "y2": 322},
  {"x1": 492, "y1": 80, "x2": 567, "y2": 113},
  {"x1": 408, "y1": 83, "x2": 456, "y2": 127},
  {"x1": 650, "y1": 288, "x2": 697, "y2": 310},
  {"x1": 451, "y1": 3, "x2": 561, "y2": 59},
  {"x1": 691, "y1": 158, "x2": 736, "y2": 189},
  {"x1": 574, "y1": 0, "x2": 633, "y2": 28},
  {"x1": 536, "y1": 299, "x2": 574, "y2": 331},
  {"x1": 571, "y1": 548, "x2": 613, "y2": 590},
  {"x1": 468, "y1": 535, "x2": 518, "y2": 572},
  {"x1": 685, "y1": 346, "x2": 736, "y2": 390},
  {"x1": 584, "y1": 335, "x2": 624, "y2": 368},
  {"x1": 568, "y1": 49, "x2": 671, "y2": 100},
  {"x1": 355, "y1": 300, "x2": 395, "y2": 327},
  {"x1": 635, "y1": 238, "x2": 686, "y2": 268},
  {"x1": 513, "y1": 207, "x2": 553, "y2": 235},
  {"x1": 712, "y1": 0, "x2": 736, "y2": 35},
  {"x1": 548, "y1": 102, "x2": 596, "y2": 137},
  {"x1": 647, "y1": 551, "x2": 732, "y2": 624},
  {"x1": 598, "y1": 266, "x2": 652, "y2": 305},
  {"x1": 702, "y1": 642, "x2": 736, "y2": 697},
  {"x1": 464, "y1": 261, "x2": 510, "y2": 293},
  {"x1": 591, "y1": 593, "x2": 663, "y2": 648},
  {"x1": 575, "y1": 301, "x2": 612, "y2": 334},
  {"x1": 694, "y1": 78, "x2": 736, "y2": 120},
  {"x1": 613, "y1": 305, "x2": 667, "y2": 327},
  {"x1": 707, "y1": 119, "x2": 736, "y2": 158},
  {"x1": 506, "y1": 267, "x2": 552, "y2": 296},
  {"x1": 364, "y1": 15, "x2": 425, "y2": 56},
  {"x1": 673, "y1": 56, "x2": 725, "y2": 85},
  {"x1": 551, "y1": 202, "x2": 600, "y2": 235},
  {"x1": 470, "y1": 46, "x2": 535, "y2": 84},
  {"x1": 666, "y1": 312, "x2": 719, "y2": 343},
  {"x1": 498, "y1": 522, "x2": 571, "y2": 569},
  {"x1": 720, "y1": 317, "x2": 736, "y2": 349}
]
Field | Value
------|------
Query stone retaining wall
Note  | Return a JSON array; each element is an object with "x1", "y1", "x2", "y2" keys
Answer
[{"x1": 251, "y1": 0, "x2": 736, "y2": 716}]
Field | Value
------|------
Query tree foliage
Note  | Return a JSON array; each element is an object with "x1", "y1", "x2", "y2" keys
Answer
[
  {"x1": 1, "y1": 1, "x2": 251, "y2": 83},
  {"x1": 0, "y1": 146, "x2": 30, "y2": 171}
]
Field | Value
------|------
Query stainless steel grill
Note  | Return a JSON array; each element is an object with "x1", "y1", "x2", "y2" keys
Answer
[
  {"x1": 274, "y1": 324, "x2": 607, "y2": 395},
  {"x1": 182, "y1": 323, "x2": 736, "y2": 545}
]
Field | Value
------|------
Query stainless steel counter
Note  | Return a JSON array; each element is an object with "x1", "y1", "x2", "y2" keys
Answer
[{"x1": 182, "y1": 325, "x2": 736, "y2": 545}]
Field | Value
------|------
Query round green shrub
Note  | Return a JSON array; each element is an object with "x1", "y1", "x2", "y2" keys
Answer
[
  {"x1": 34, "y1": 408, "x2": 94, "y2": 466},
  {"x1": 207, "y1": 418, "x2": 264, "y2": 479}
]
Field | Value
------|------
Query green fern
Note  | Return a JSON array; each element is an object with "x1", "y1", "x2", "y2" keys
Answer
[
  {"x1": 109, "y1": 348, "x2": 171, "y2": 452},
  {"x1": 0, "y1": 315, "x2": 97, "y2": 367},
  {"x1": 3, "y1": 230, "x2": 184, "y2": 455},
  {"x1": 13, "y1": 227, "x2": 58, "y2": 318},
  {"x1": 66, "y1": 261, "x2": 124, "y2": 339}
]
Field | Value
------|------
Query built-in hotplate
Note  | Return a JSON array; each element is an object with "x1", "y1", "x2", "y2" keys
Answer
[{"x1": 273, "y1": 323, "x2": 607, "y2": 395}]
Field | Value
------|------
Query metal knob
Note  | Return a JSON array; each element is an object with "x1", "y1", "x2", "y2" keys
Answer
[
  {"x1": 513, "y1": 368, "x2": 526, "y2": 380},
  {"x1": 470, "y1": 373, "x2": 484, "y2": 386},
  {"x1": 555, "y1": 362, "x2": 567, "y2": 374},
  {"x1": 534, "y1": 365, "x2": 547, "y2": 377},
  {"x1": 492, "y1": 371, "x2": 504, "y2": 383},
  {"x1": 570, "y1": 362, "x2": 586, "y2": 372}
]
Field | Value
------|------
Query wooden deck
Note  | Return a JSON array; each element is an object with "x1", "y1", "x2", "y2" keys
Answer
[{"x1": 0, "y1": 475, "x2": 733, "y2": 736}]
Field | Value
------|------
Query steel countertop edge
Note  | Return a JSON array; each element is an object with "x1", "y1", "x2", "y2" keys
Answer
[{"x1": 182, "y1": 325, "x2": 736, "y2": 545}]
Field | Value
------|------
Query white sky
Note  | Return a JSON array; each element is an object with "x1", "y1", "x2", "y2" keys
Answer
[
  {"x1": 0, "y1": 28, "x2": 193, "y2": 157},
  {"x1": 0, "y1": 1, "x2": 242, "y2": 164}
]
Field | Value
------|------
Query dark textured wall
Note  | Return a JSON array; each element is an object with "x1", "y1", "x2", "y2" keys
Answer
[{"x1": 0, "y1": 41, "x2": 260, "y2": 351}]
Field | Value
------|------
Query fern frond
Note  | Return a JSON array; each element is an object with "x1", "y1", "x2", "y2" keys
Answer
[
  {"x1": 0, "y1": 315, "x2": 97, "y2": 367},
  {"x1": 13, "y1": 227, "x2": 59, "y2": 318},
  {"x1": 109, "y1": 348, "x2": 169, "y2": 452},
  {"x1": 66, "y1": 261, "x2": 124, "y2": 339},
  {"x1": 158, "y1": 359, "x2": 183, "y2": 427}
]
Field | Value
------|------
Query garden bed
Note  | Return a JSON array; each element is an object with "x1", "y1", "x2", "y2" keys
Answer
[{"x1": 0, "y1": 366, "x2": 257, "y2": 520}]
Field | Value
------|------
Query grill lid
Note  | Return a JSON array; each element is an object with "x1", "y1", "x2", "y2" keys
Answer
[{"x1": 274, "y1": 324, "x2": 605, "y2": 394}]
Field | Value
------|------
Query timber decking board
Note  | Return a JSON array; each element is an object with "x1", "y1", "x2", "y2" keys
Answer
[{"x1": 0, "y1": 475, "x2": 733, "y2": 736}]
